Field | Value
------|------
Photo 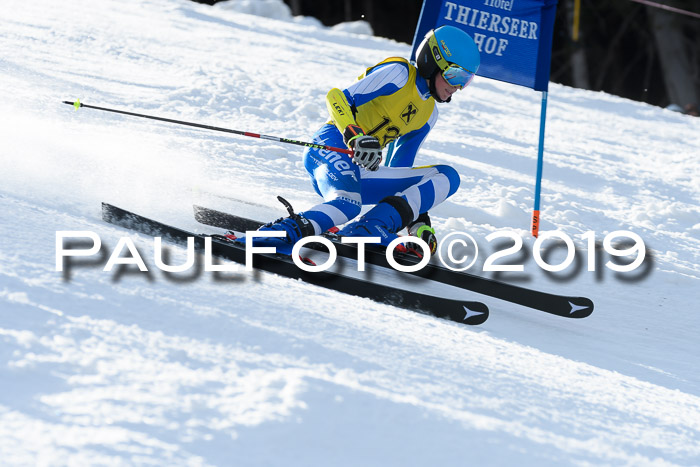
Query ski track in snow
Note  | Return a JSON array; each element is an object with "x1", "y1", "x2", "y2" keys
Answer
[{"x1": 1, "y1": 0, "x2": 700, "y2": 465}]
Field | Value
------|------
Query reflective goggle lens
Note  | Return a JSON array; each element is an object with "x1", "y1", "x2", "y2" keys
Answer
[{"x1": 442, "y1": 64, "x2": 475, "y2": 89}]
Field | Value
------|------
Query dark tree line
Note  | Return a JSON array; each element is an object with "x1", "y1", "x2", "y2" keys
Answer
[
  {"x1": 551, "y1": 0, "x2": 699, "y2": 113},
  {"x1": 192, "y1": 0, "x2": 700, "y2": 112}
]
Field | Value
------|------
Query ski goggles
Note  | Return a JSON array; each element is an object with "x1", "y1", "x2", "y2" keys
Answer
[{"x1": 442, "y1": 64, "x2": 475, "y2": 89}]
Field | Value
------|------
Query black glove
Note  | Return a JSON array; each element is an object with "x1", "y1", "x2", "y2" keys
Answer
[
  {"x1": 343, "y1": 124, "x2": 382, "y2": 171},
  {"x1": 406, "y1": 213, "x2": 437, "y2": 255}
]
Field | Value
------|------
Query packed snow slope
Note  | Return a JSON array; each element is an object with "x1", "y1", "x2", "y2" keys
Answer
[{"x1": 2, "y1": 0, "x2": 700, "y2": 465}]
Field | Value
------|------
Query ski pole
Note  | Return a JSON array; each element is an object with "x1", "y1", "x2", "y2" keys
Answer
[{"x1": 62, "y1": 99, "x2": 353, "y2": 155}]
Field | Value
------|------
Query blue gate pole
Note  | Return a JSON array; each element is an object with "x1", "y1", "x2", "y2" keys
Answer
[{"x1": 531, "y1": 91, "x2": 548, "y2": 237}]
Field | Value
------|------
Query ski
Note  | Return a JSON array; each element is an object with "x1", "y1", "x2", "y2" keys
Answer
[
  {"x1": 102, "y1": 203, "x2": 489, "y2": 325},
  {"x1": 193, "y1": 205, "x2": 595, "y2": 319}
]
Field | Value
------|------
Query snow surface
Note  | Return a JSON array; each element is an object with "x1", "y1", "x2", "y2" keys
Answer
[{"x1": 1, "y1": 0, "x2": 700, "y2": 465}]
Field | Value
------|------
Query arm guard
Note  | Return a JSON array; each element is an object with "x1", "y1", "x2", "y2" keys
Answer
[{"x1": 326, "y1": 88, "x2": 357, "y2": 132}]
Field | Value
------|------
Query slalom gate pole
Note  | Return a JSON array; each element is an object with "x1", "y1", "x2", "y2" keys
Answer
[
  {"x1": 531, "y1": 91, "x2": 549, "y2": 238},
  {"x1": 62, "y1": 100, "x2": 353, "y2": 155}
]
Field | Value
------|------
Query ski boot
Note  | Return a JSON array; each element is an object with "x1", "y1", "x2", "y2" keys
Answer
[
  {"x1": 243, "y1": 196, "x2": 315, "y2": 255},
  {"x1": 338, "y1": 196, "x2": 413, "y2": 248}
]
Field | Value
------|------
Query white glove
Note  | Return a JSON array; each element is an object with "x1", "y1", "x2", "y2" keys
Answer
[{"x1": 349, "y1": 135, "x2": 382, "y2": 171}]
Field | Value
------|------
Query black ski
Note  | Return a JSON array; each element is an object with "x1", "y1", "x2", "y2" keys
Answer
[
  {"x1": 102, "y1": 203, "x2": 489, "y2": 325},
  {"x1": 193, "y1": 205, "x2": 594, "y2": 319}
]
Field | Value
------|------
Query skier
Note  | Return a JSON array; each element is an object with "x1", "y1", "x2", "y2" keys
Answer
[{"x1": 250, "y1": 25, "x2": 480, "y2": 255}]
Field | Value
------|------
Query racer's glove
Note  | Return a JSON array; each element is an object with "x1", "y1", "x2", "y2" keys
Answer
[
  {"x1": 343, "y1": 124, "x2": 382, "y2": 171},
  {"x1": 406, "y1": 213, "x2": 437, "y2": 256}
]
